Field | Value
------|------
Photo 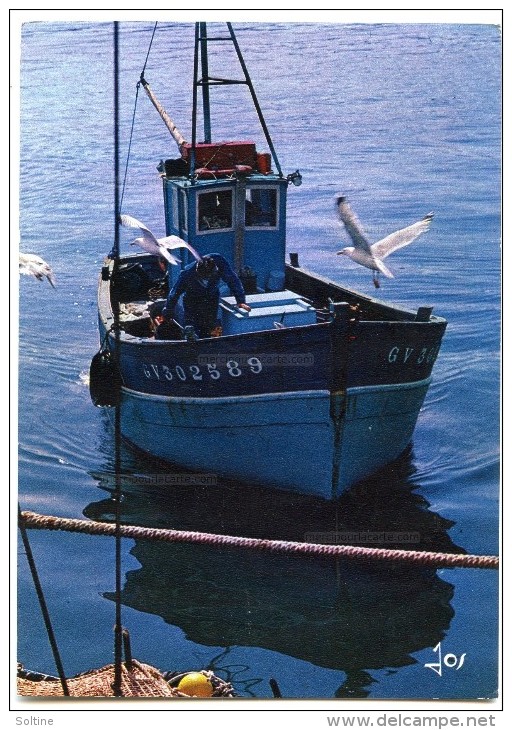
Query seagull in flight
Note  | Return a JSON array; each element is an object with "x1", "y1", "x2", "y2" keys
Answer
[
  {"x1": 19, "y1": 253, "x2": 56, "y2": 288},
  {"x1": 335, "y1": 196, "x2": 434, "y2": 288},
  {"x1": 120, "y1": 214, "x2": 202, "y2": 265}
]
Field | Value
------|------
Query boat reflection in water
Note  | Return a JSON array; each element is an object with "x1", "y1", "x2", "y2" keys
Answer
[{"x1": 85, "y1": 448, "x2": 462, "y2": 698}]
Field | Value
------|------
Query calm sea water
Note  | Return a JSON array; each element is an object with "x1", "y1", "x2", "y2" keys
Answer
[{"x1": 17, "y1": 21, "x2": 501, "y2": 702}]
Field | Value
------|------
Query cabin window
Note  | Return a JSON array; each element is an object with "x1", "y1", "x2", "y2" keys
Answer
[
  {"x1": 245, "y1": 187, "x2": 278, "y2": 228},
  {"x1": 197, "y1": 190, "x2": 233, "y2": 232}
]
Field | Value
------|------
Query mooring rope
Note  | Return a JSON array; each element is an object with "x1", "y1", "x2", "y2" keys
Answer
[{"x1": 19, "y1": 511, "x2": 499, "y2": 570}]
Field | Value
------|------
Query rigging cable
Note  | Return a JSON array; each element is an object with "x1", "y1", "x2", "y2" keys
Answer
[
  {"x1": 119, "y1": 22, "x2": 158, "y2": 213},
  {"x1": 141, "y1": 21, "x2": 158, "y2": 77},
  {"x1": 119, "y1": 85, "x2": 139, "y2": 215}
]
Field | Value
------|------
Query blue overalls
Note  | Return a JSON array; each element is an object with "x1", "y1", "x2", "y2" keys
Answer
[{"x1": 163, "y1": 254, "x2": 246, "y2": 338}]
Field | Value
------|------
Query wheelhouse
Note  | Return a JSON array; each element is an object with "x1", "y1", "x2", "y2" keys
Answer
[{"x1": 161, "y1": 165, "x2": 288, "y2": 294}]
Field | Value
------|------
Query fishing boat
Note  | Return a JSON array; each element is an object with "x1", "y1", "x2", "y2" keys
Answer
[{"x1": 92, "y1": 22, "x2": 447, "y2": 500}]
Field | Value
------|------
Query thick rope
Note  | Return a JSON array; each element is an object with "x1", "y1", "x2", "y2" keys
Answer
[{"x1": 19, "y1": 511, "x2": 499, "y2": 570}]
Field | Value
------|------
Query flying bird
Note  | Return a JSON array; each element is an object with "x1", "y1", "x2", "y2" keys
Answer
[
  {"x1": 335, "y1": 196, "x2": 434, "y2": 288},
  {"x1": 19, "y1": 253, "x2": 56, "y2": 288},
  {"x1": 120, "y1": 214, "x2": 202, "y2": 265}
]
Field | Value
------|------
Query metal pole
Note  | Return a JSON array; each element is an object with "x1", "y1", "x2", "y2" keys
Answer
[
  {"x1": 199, "y1": 22, "x2": 212, "y2": 143},
  {"x1": 18, "y1": 506, "x2": 70, "y2": 696},
  {"x1": 140, "y1": 78, "x2": 187, "y2": 150},
  {"x1": 226, "y1": 23, "x2": 283, "y2": 178},
  {"x1": 112, "y1": 20, "x2": 123, "y2": 697},
  {"x1": 234, "y1": 174, "x2": 247, "y2": 272},
  {"x1": 190, "y1": 23, "x2": 200, "y2": 179}
]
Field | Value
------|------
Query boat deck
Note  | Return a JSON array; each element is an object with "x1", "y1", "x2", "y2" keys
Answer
[{"x1": 105, "y1": 253, "x2": 444, "y2": 343}]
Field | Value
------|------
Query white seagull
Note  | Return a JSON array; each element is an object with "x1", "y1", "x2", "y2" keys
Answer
[
  {"x1": 19, "y1": 253, "x2": 56, "y2": 288},
  {"x1": 120, "y1": 214, "x2": 202, "y2": 265},
  {"x1": 335, "y1": 196, "x2": 434, "y2": 288}
]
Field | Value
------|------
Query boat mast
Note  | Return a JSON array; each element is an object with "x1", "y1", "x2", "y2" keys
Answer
[
  {"x1": 226, "y1": 23, "x2": 283, "y2": 178},
  {"x1": 190, "y1": 24, "x2": 199, "y2": 176},
  {"x1": 199, "y1": 22, "x2": 212, "y2": 144},
  {"x1": 191, "y1": 22, "x2": 283, "y2": 178}
]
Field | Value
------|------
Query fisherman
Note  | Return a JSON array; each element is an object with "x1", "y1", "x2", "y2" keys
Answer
[{"x1": 161, "y1": 254, "x2": 251, "y2": 338}]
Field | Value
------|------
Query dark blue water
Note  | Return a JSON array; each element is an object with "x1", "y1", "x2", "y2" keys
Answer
[{"x1": 17, "y1": 21, "x2": 500, "y2": 704}]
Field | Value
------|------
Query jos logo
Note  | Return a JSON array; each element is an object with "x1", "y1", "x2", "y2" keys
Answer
[{"x1": 424, "y1": 642, "x2": 466, "y2": 676}]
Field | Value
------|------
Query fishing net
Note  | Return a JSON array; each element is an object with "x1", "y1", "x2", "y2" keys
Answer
[
  {"x1": 17, "y1": 660, "x2": 178, "y2": 697},
  {"x1": 17, "y1": 662, "x2": 235, "y2": 698}
]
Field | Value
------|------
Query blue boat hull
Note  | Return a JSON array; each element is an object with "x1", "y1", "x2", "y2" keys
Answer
[{"x1": 116, "y1": 377, "x2": 431, "y2": 499}]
